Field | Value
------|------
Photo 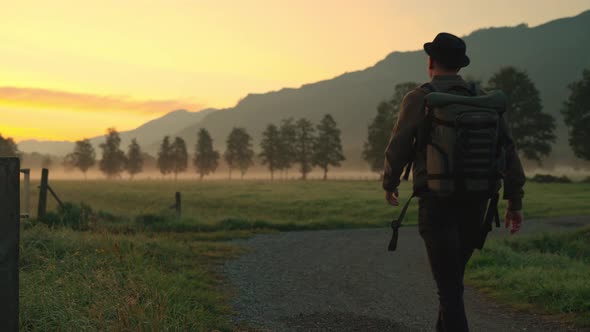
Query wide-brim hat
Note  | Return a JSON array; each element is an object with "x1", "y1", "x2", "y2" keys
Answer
[{"x1": 424, "y1": 32, "x2": 470, "y2": 68}]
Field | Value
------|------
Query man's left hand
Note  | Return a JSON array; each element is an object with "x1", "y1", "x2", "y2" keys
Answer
[
  {"x1": 385, "y1": 191, "x2": 399, "y2": 206},
  {"x1": 505, "y1": 210, "x2": 523, "y2": 234}
]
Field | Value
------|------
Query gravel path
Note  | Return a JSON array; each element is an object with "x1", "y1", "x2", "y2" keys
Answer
[{"x1": 224, "y1": 216, "x2": 590, "y2": 331}]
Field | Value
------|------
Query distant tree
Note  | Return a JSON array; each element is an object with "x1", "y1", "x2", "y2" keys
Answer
[
  {"x1": 193, "y1": 129, "x2": 219, "y2": 180},
  {"x1": 62, "y1": 154, "x2": 76, "y2": 173},
  {"x1": 125, "y1": 139, "x2": 143, "y2": 179},
  {"x1": 170, "y1": 137, "x2": 189, "y2": 180},
  {"x1": 141, "y1": 153, "x2": 157, "y2": 172},
  {"x1": 41, "y1": 155, "x2": 53, "y2": 169},
  {"x1": 294, "y1": 118, "x2": 316, "y2": 180},
  {"x1": 562, "y1": 69, "x2": 590, "y2": 160},
  {"x1": 224, "y1": 127, "x2": 254, "y2": 179},
  {"x1": 259, "y1": 124, "x2": 281, "y2": 181},
  {"x1": 99, "y1": 128, "x2": 126, "y2": 178},
  {"x1": 363, "y1": 82, "x2": 419, "y2": 173},
  {"x1": 313, "y1": 114, "x2": 345, "y2": 180},
  {"x1": 487, "y1": 67, "x2": 556, "y2": 162},
  {"x1": 277, "y1": 118, "x2": 297, "y2": 178},
  {"x1": 0, "y1": 134, "x2": 20, "y2": 158},
  {"x1": 66, "y1": 139, "x2": 96, "y2": 178},
  {"x1": 157, "y1": 136, "x2": 172, "y2": 177}
]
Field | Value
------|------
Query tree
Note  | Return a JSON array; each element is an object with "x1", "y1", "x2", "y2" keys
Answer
[
  {"x1": 294, "y1": 118, "x2": 316, "y2": 180},
  {"x1": 277, "y1": 118, "x2": 297, "y2": 178},
  {"x1": 141, "y1": 153, "x2": 157, "y2": 172},
  {"x1": 259, "y1": 124, "x2": 281, "y2": 181},
  {"x1": 157, "y1": 136, "x2": 172, "y2": 177},
  {"x1": 313, "y1": 114, "x2": 346, "y2": 180},
  {"x1": 362, "y1": 82, "x2": 418, "y2": 173},
  {"x1": 224, "y1": 127, "x2": 254, "y2": 179},
  {"x1": 170, "y1": 137, "x2": 188, "y2": 180},
  {"x1": 487, "y1": 67, "x2": 556, "y2": 162},
  {"x1": 126, "y1": 139, "x2": 143, "y2": 179},
  {"x1": 194, "y1": 129, "x2": 219, "y2": 180},
  {"x1": 99, "y1": 128, "x2": 126, "y2": 178},
  {"x1": 562, "y1": 69, "x2": 590, "y2": 160},
  {"x1": 41, "y1": 155, "x2": 53, "y2": 169},
  {"x1": 0, "y1": 134, "x2": 19, "y2": 158},
  {"x1": 67, "y1": 139, "x2": 96, "y2": 178}
]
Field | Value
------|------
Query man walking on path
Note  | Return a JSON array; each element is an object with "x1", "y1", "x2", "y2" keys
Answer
[{"x1": 382, "y1": 32, "x2": 526, "y2": 332}]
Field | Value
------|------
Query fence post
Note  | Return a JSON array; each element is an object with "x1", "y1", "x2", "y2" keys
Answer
[
  {"x1": 20, "y1": 169, "x2": 30, "y2": 218},
  {"x1": 175, "y1": 192, "x2": 181, "y2": 219},
  {"x1": 0, "y1": 158, "x2": 20, "y2": 331},
  {"x1": 37, "y1": 168, "x2": 49, "y2": 219}
]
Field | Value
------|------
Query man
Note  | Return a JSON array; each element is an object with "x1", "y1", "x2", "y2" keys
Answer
[{"x1": 383, "y1": 32, "x2": 526, "y2": 332}]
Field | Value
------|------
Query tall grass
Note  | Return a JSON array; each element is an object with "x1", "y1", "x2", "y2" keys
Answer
[
  {"x1": 20, "y1": 225, "x2": 244, "y2": 331},
  {"x1": 468, "y1": 227, "x2": 590, "y2": 327}
]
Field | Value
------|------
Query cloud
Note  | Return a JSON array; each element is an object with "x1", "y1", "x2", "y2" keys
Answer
[{"x1": 0, "y1": 87, "x2": 204, "y2": 114}]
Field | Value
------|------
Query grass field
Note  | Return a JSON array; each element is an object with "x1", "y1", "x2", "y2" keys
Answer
[
  {"x1": 468, "y1": 226, "x2": 590, "y2": 328},
  {"x1": 27, "y1": 180, "x2": 590, "y2": 230},
  {"x1": 19, "y1": 224, "x2": 260, "y2": 331},
  {"x1": 18, "y1": 179, "x2": 590, "y2": 330}
]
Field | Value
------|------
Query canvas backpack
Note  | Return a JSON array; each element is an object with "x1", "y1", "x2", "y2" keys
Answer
[
  {"x1": 388, "y1": 83, "x2": 507, "y2": 251},
  {"x1": 412, "y1": 83, "x2": 507, "y2": 196}
]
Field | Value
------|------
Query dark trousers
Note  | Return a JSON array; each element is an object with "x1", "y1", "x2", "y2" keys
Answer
[{"x1": 418, "y1": 196, "x2": 488, "y2": 332}]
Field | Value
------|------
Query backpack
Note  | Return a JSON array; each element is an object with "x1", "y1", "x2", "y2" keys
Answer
[
  {"x1": 413, "y1": 83, "x2": 507, "y2": 196},
  {"x1": 388, "y1": 83, "x2": 507, "y2": 252}
]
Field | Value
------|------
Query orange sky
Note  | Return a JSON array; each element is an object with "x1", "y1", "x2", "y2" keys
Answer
[{"x1": 1, "y1": 0, "x2": 589, "y2": 141}]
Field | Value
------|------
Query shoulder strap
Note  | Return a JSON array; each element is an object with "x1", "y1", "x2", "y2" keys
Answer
[
  {"x1": 470, "y1": 82, "x2": 478, "y2": 95},
  {"x1": 388, "y1": 192, "x2": 416, "y2": 252},
  {"x1": 420, "y1": 83, "x2": 436, "y2": 93}
]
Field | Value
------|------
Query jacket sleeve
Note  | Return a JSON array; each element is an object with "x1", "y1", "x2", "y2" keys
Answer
[
  {"x1": 382, "y1": 90, "x2": 425, "y2": 192},
  {"x1": 500, "y1": 117, "x2": 526, "y2": 210}
]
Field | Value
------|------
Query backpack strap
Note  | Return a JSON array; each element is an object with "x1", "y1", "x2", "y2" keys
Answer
[
  {"x1": 484, "y1": 192, "x2": 501, "y2": 228},
  {"x1": 402, "y1": 84, "x2": 433, "y2": 181},
  {"x1": 420, "y1": 82, "x2": 436, "y2": 94},
  {"x1": 388, "y1": 192, "x2": 416, "y2": 252}
]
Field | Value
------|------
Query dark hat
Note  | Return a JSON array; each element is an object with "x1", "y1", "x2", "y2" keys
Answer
[{"x1": 424, "y1": 32, "x2": 470, "y2": 68}]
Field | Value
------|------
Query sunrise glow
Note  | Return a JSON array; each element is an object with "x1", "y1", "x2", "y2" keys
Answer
[{"x1": 1, "y1": 0, "x2": 588, "y2": 141}]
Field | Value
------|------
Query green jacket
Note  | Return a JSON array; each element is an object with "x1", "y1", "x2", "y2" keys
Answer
[{"x1": 382, "y1": 75, "x2": 525, "y2": 210}]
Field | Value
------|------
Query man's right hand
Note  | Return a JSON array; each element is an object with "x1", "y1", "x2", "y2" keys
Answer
[
  {"x1": 505, "y1": 209, "x2": 524, "y2": 234},
  {"x1": 385, "y1": 191, "x2": 399, "y2": 206}
]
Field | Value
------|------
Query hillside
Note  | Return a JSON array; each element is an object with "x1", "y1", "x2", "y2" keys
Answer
[
  {"x1": 176, "y1": 10, "x2": 590, "y2": 168},
  {"x1": 18, "y1": 10, "x2": 590, "y2": 168},
  {"x1": 19, "y1": 108, "x2": 215, "y2": 156}
]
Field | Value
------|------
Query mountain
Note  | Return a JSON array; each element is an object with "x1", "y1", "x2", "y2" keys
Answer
[
  {"x1": 176, "y1": 10, "x2": 590, "y2": 168},
  {"x1": 19, "y1": 108, "x2": 215, "y2": 156}
]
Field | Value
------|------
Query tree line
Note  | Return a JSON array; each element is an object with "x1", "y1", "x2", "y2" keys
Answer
[
  {"x1": 362, "y1": 66, "x2": 590, "y2": 172},
  {"x1": 59, "y1": 114, "x2": 345, "y2": 180},
  {"x1": 1, "y1": 66, "x2": 589, "y2": 176}
]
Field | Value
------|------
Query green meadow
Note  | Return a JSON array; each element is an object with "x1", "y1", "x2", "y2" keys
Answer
[
  {"x1": 27, "y1": 180, "x2": 590, "y2": 229},
  {"x1": 19, "y1": 180, "x2": 590, "y2": 330}
]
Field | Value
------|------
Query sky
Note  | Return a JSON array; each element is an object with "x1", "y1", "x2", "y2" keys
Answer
[{"x1": 1, "y1": 0, "x2": 589, "y2": 142}]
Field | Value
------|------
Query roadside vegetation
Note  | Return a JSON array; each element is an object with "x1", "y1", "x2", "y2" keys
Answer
[
  {"x1": 19, "y1": 179, "x2": 590, "y2": 330},
  {"x1": 468, "y1": 226, "x2": 590, "y2": 328},
  {"x1": 19, "y1": 222, "x2": 257, "y2": 331}
]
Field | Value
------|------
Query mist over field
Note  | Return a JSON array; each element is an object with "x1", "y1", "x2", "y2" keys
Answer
[{"x1": 3, "y1": 4, "x2": 590, "y2": 331}]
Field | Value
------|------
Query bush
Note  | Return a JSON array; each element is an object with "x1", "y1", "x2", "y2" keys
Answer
[
  {"x1": 530, "y1": 174, "x2": 572, "y2": 183},
  {"x1": 38, "y1": 202, "x2": 92, "y2": 230},
  {"x1": 134, "y1": 213, "x2": 168, "y2": 226}
]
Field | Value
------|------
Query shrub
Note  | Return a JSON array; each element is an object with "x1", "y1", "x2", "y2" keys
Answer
[{"x1": 530, "y1": 174, "x2": 572, "y2": 183}]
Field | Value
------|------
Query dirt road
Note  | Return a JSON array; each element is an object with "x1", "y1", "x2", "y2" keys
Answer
[{"x1": 225, "y1": 216, "x2": 589, "y2": 331}]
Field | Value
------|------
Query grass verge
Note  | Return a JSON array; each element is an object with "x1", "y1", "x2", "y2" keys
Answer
[
  {"x1": 20, "y1": 225, "x2": 249, "y2": 331},
  {"x1": 467, "y1": 226, "x2": 590, "y2": 328}
]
